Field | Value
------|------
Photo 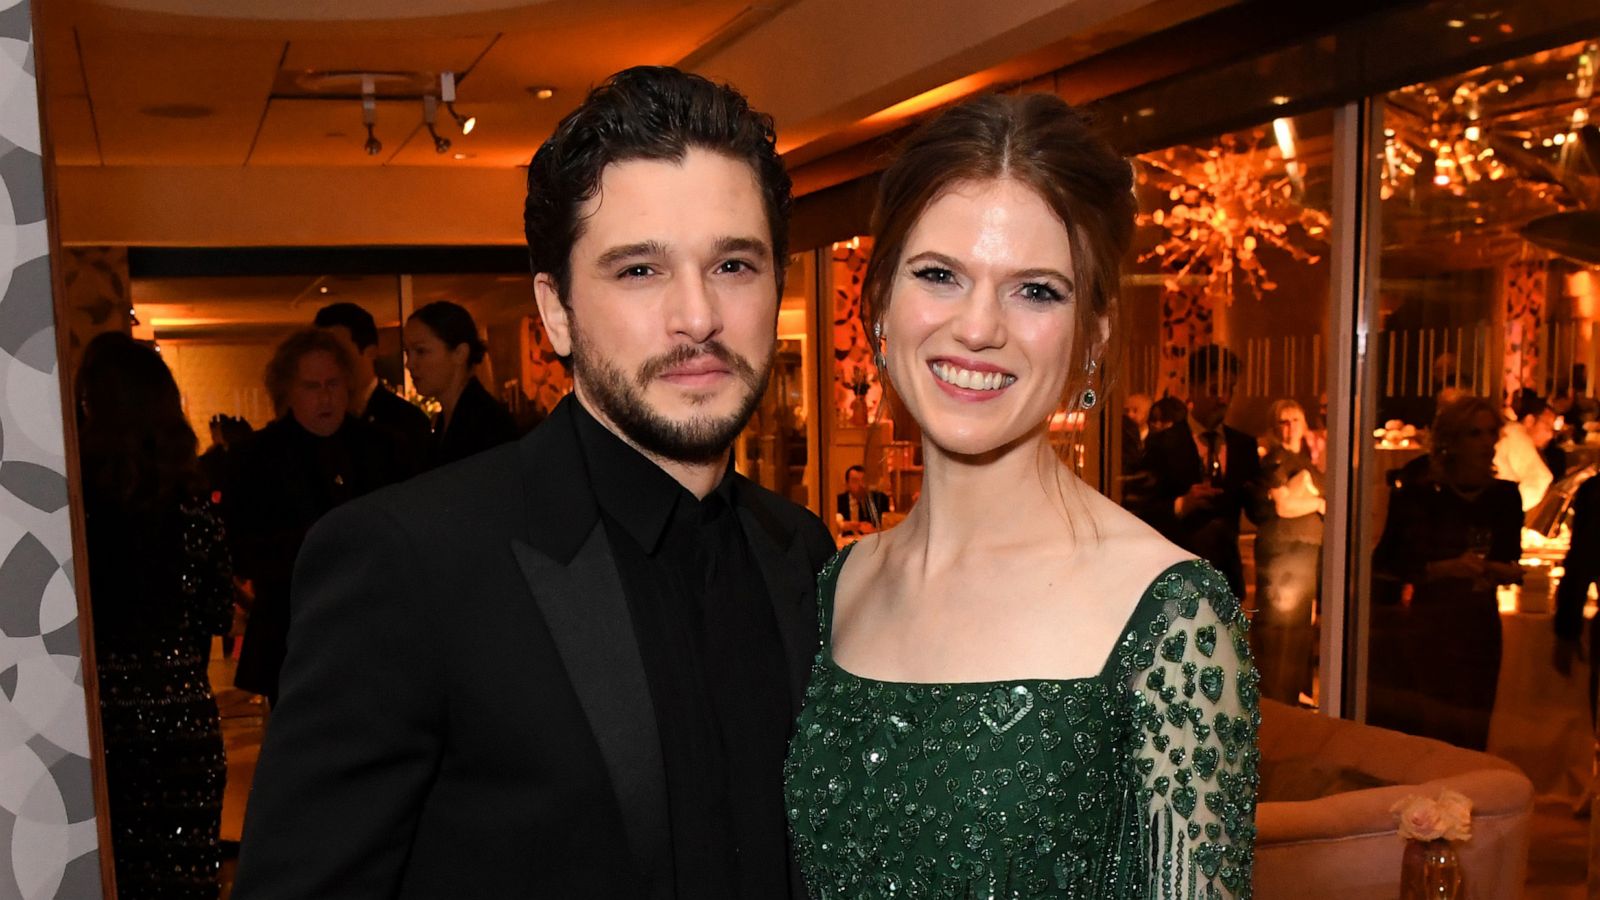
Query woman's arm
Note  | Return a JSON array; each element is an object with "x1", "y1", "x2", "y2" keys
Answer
[{"x1": 1129, "y1": 562, "x2": 1259, "y2": 898}]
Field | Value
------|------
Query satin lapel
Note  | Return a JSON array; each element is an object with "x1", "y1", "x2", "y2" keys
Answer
[
  {"x1": 738, "y1": 506, "x2": 819, "y2": 714},
  {"x1": 511, "y1": 524, "x2": 670, "y2": 888}
]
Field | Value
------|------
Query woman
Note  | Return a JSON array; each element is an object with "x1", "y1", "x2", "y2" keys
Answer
[
  {"x1": 1251, "y1": 398, "x2": 1325, "y2": 704},
  {"x1": 77, "y1": 332, "x2": 233, "y2": 900},
  {"x1": 784, "y1": 95, "x2": 1257, "y2": 898},
  {"x1": 1371, "y1": 396, "x2": 1522, "y2": 750},
  {"x1": 231, "y1": 329, "x2": 400, "y2": 704},
  {"x1": 403, "y1": 301, "x2": 517, "y2": 467}
]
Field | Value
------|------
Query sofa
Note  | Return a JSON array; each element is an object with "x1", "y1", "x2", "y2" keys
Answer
[{"x1": 1254, "y1": 699, "x2": 1534, "y2": 899}]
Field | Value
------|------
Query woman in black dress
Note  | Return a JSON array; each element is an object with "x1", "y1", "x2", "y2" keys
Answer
[
  {"x1": 403, "y1": 301, "x2": 517, "y2": 468},
  {"x1": 1372, "y1": 395, "x2": 1524, "y2": 749},
  {"x1": 77, "y1": 332, "x2": 234, "y2": 900}
]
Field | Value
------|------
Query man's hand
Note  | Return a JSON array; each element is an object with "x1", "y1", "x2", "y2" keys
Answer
[
  {"x1": 1426, "y1": 553, "x2": 1486, "y2": 582},
  {"x1": 1482, "y1": 560, "x2": 1526, "y2": 586},
  {"x1": 1177, "y1": 482, "x2": 1223, "y2": 517}
]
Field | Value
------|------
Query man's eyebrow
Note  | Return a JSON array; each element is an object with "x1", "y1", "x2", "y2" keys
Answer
[
  {"x1": 594, "y1": 240, "x2": 669, "y2": 270},
  {"x1": 712, "y1": 236, "x2": 772, "y2": 259}
]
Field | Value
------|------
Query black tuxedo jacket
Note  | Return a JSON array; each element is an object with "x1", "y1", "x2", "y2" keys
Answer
[
  {"x1": 362, "y1": 384, "x2": 433, "y2": 476},
  {"x1": 835, "y1": 489, "x2": 890, "y2": 527},
  {"x1": 1140, "y1": 421, "x2": 1265, "y2": 598},
  {"x1": 232, "y1": 397, "x2": 835, "y2": 899}
]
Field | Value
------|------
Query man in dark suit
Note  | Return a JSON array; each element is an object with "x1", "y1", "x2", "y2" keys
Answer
[
  {"x1": 835, "y1": 464, "x2": 889, "y2": 533},
  {"x1": 1141, "y1": 345, "x2": 1265, "y2": 599},
  {"x1": 315, "y1": 301, "x2": 433, "y2": 475},
  {"x1": 232, "y1": 67, "x2": 835, "y2": 900}
]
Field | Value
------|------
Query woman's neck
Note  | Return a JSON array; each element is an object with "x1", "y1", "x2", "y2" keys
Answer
[{"x1": 898, "y1": 428, "x2": 1080, "y2": 570}]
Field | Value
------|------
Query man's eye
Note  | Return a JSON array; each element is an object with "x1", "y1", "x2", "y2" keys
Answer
[
  {"x1": 911, "y1": 266, "x2": 957, "y2": 285},
  {"x1": 717, "y1": 259, "x2": 756, "y2": 274},
  {"x1": 619, "y1": 265, "x2": 655, "y2": 279}
]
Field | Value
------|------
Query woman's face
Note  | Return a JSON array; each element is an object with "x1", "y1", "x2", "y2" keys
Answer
[
  {"x1": 1274, "y1": 405, "x2": 1307, "y2": 449},
  {"x1": 1449, "y1": 409, "x2": 1501, "y2": 484},
  {"x1": 881, "y1": 178, "x2": 1084, "y2": 458},
  {"x1": 403, "y1": 319, "x2": 467, "y2": 399}
]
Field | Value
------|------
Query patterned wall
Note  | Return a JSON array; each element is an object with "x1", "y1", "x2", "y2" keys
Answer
[
  {"x1": 1503, "y1": 258, "x2": 1548, "y2": 407},
  {"x1": 0, "y1": 2, "x2": 105, "y2": 898},
  {"x1": 830, "y1": 239, "x2": 881, "y2": 426}
]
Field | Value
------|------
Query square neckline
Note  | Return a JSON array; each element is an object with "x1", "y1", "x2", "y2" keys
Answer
[{"x1": 818, "y1": 540, "x2": 1204, "y2": 688}]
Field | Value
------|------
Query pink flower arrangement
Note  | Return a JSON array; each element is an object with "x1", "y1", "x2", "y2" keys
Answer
[{"x1": 1392, "y1": 789, "x2": 1473, "y2": 842}]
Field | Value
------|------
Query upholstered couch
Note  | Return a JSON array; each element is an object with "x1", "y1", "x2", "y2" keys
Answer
[{"x1": 1254, "y1": 698, "x2": 1534, "y2": 899}]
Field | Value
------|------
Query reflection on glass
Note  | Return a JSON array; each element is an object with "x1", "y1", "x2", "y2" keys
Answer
[
  {"x1": 1363, "y1": 35, "x2": 1599, "y2": 821},
  {"x1": 1117, "y1": 110, "x2": 1336, "y2": 709}
]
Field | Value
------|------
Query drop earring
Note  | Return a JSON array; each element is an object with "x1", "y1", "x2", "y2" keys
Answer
[
  {"x1": 872, "y1": 321, "x2": 887, "y2": 372},
  {"x1": 1080, "y1": 358, "x2": 1099, "y2": 410}
]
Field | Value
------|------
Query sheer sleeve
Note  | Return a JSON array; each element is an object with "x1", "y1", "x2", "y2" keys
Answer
[{"x1": 1127, "y1": 561, "x2": 1260, "y2": 898}]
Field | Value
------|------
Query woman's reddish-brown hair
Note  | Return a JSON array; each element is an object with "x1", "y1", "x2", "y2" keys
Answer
[{"x1": 863, "y1": 92, "x2": 1137, "y2": 411}]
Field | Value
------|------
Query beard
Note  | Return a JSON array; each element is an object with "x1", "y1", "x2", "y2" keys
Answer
[{"x1": 570, "y1": 325, "x2": 773, "y2": 464}]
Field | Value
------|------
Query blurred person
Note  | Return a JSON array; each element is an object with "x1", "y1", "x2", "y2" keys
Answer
[
  {"x1": 1372, "y1": 396, "x2": 1523, "y2": 749},
  {"x1": 198, "y1": 413, "x2": 253, "y2": 500},
  {"x1": 403, "y1": 300, "x2": 518, "y2": 468},
  {"x1": 1251, "y1": 398, "x2": 1325, "y2": 704},
  {"x1": 230, "y1": 329, "x2": 401, "y2": 705},
  {"x1": 1121, "y1": 391, "x2": 1152, "y2": 469},
  {"x1": 1494, "y1": 388, "x2": 1558, "y2": 510},
  {"x1": 1554, "y1": 471, "x2": 1600, "y2": 712},
  {"x1": 835, "y1": 463, "x2": 888, "y2": 534},
  {"x1": 77, "y1": 332, "x2": 234, "y2": 900},
  {"x1": 232, "y1": 67, "x2": 835, "y2": 899},
  {"x1": 1141, "y1": 345, "x2": 1265, "y2": 600},
  {"x1": 315, "y1": 302, "x2": 433, "y2": 475},
  {"x1": 1148, "y1": 395, "x2": 1187, "y2": 434}
]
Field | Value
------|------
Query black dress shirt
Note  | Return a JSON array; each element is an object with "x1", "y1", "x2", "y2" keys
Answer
[{"x1": 572, "y1": 400, "x2": 793, "y2": 900}]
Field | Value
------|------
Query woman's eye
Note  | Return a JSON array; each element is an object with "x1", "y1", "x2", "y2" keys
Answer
[
  {"x1": 1018, "y1": 282, "x2": 1065, "y2": 303},
  {"x1": 911, "y1": 266, "x2": 958, "y2": 286}
]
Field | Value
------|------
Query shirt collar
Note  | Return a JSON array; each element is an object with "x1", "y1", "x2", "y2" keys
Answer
[{"x1": 570, "y1": 396, "x2": 737, "y2": 553}]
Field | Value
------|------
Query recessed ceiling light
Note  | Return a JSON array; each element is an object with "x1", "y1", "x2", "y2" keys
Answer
[
  {"x1": 528, "y1": 86, "x2": 556, "y2": 100},
  {"x1": 452, "y1": 152, "x2": 475, "y2": 160},
  {"x1": 318, "y1": 286, "x2": 329, "y2": 294},
  {"x1": 1271, "y1": 95, "x2": 1291, "y2": 106},
  {"x1": 1446, "y1": 19, "x2": 1465, "y2": 28}
]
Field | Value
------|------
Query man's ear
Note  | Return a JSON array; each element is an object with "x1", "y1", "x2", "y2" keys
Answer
[{"x1": 534, "y1": 273, "x2": 572, "y2": 357}]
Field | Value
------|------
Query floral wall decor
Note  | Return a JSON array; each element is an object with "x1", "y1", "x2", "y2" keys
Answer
[{"x1": 831, "y1": 237, "x2": 881, "y2": 426}]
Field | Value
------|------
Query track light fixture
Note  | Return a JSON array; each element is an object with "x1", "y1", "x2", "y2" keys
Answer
[
  {"x1": 440, "y1": 72, "x2": 477, "y2": 135},
  {"x1": 361, "y1": 76, "x2": 381, "y2": 156},
  {"x1": 423, "y1": 95, "x2": 451, "y2": 154}
]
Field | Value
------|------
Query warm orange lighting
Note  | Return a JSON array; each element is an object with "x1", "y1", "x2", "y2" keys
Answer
[{"x1": 855, "y1": 74, "x2": 993, "y2": 131}]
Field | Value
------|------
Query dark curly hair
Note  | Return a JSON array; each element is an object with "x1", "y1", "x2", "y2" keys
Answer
[
  {"x1": 76, "y1": 332, "x2": 203, "y2": 511},
  {"x1": 523, "y1": 65, "x2": 792, "y2": 301},
  {"x1": 264, "y1": 328, "x2": 355, "y2": 415}
]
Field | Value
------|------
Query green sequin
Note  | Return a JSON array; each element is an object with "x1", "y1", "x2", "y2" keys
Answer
[{"x1": 783, "y1": 552, "x2": 1260, "y2": 899}]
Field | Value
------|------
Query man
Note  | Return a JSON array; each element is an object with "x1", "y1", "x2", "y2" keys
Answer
[
  {"x1": 1494, "y1": 388, "x2": 1559, "y2": 511},
  {"x1": 1141, "y1": 345, "x2": 1265, "y2": 600},
  {"x1": 314, "y1": 301, "x2": 433, "y2": 474},
  {"x1": 232, "y1": 67, "x2": 834, "y2": 899},
  {"x1": 835, "y1": 464, "x2": 889, "y2": 533},
  {"x1": 229, "y1": 329, "x2": 401, "y2": 705}
]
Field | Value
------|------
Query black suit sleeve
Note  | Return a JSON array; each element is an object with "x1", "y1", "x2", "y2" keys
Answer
[
  {"x1": 1557, "y1": 478, "x2": 1600, "y2": 640},
  {"x1": 1234, "y1": 433, "x2": 1269, "y2": 526},
  {"x1": 232, "y1": 501, "x2": 446, "y2": 900}
]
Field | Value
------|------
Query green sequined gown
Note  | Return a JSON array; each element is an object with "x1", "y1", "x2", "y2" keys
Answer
[{"x1": 784, "y1": 550, "x2": 1260, "y2": 899}]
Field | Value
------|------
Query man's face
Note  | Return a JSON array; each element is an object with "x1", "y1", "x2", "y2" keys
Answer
[
  {"x1": 1125, "y1": 394, "x2": 1151, "y2": 428},
  {"x1": 535, "y1": 148, "x2": 778, "y2": 463},
  {"x1": 1189, "y1": 372, "x2": 1236, "y2": 430},
  {"x1": 320, "y1": 323, "x2": 375, "y2": 384},
  {"x1": 288, "y1": 350, "x2": 349, "y2": 437},
  {"x1": 1528, "y1": 409, "x2": 1558, "y2": 449},
  {"x1": 846, "y1": 469, "x2": 866, "y2": 497}
]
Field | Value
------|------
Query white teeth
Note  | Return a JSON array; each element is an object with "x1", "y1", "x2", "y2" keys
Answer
[{"x1": 931, "y1": 362, "x2": 1015, "y2": 391}]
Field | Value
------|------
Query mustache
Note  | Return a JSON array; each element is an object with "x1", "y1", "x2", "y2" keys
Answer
[{"x1": 637, "y1": 342, "x2": 760, "y2": 384}]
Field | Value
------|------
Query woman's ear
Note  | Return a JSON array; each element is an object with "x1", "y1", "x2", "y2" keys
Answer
[{"x1": 534, "y1": 273, "x2": 572, "y2": 357}]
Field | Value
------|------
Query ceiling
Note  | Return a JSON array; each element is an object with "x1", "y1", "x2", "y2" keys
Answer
[{"x1": 38, "y1": 0, "x2": 1237, "y2": 248}]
